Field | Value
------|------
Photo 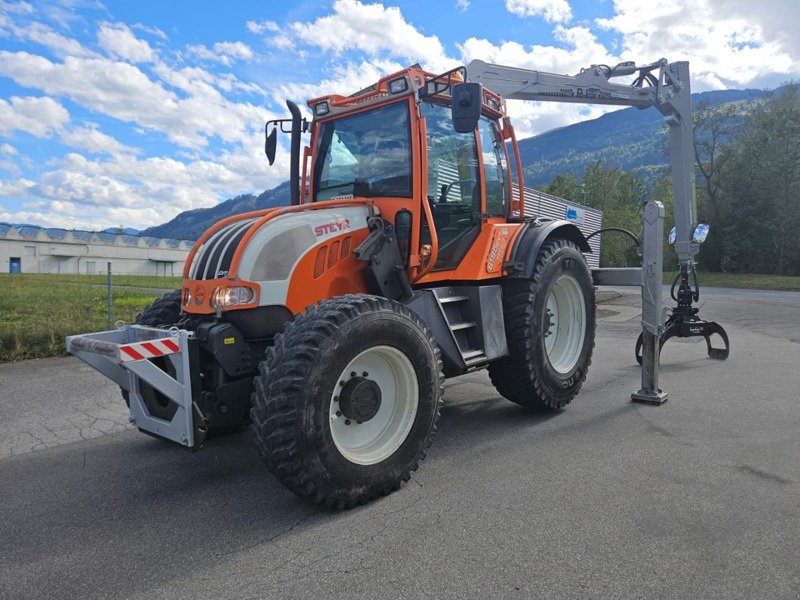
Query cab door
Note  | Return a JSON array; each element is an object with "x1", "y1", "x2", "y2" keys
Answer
[{"x1": 420, "y1": 101, "x2": 481, "y2": 271}]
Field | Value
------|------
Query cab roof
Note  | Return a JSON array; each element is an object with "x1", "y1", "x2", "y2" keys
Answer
[{"x1": 306, "y1": 64, "x2": 506, "y2": 121}]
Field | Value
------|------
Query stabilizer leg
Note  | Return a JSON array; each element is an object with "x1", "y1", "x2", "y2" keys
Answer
[{"x1": 631, "y1": 200, "x2": 668, "y2": 405}]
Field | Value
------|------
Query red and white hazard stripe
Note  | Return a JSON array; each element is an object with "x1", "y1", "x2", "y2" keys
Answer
[{"x1": 119, "y1": 338, "x2": 181, "y2": 363}]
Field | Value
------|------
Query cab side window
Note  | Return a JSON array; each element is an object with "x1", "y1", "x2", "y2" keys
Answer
[{"x1": 478, "y1": 118, "x2": 509, "y2": 216}]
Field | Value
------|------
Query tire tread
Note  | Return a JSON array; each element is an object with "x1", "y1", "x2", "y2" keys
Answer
[{"x1": 488, "y1": 239, "x2": 595, "y2": 410}]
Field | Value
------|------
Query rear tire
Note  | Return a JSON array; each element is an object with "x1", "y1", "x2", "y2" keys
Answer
[
  {"x1": 250, "y1": 294, "x2": 443, "y2": 509},
  {"x1": 488, "y1": 239, "x2": 595, "y2": 410}
]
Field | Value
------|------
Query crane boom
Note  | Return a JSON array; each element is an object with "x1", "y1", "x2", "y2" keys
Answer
[{"x1": 466, "y1": 58, "x2": 696, "y2": 267}]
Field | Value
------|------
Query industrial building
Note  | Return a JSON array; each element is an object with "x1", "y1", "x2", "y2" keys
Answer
[
  {"x1": 0, "y1": 224, "x2": 192, "y2": 276},
  {"x1": 517, "y1": 186, "x2": 603, "y2": 269}
]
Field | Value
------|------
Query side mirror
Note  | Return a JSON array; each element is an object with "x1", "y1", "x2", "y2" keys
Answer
[
  {"x1": 668, "y1": 226, "x2": 676, "y2": 245},
  {"x1": 451, "y1": 82, "x2": 482, "y2": 133},
  {"x1": 265, "y1": 125, "x2": 277, "y2": 165},
  {"x1": 692, "y1": 223, "x2": 710, "y2": 244}
]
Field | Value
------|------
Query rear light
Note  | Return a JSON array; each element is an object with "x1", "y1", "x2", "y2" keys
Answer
[{"x1": 210, "y1": 286, "x2": 256, "y2": 309}]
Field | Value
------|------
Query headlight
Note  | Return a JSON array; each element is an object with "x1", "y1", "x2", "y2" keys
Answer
[{"x1": 211, "y1": 286, "x2": 256, "y2": 309}]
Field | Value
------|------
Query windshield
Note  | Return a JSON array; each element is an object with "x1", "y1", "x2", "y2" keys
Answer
[{"x1": 313, "y1": 102, "x2": 412, "y2": 201}]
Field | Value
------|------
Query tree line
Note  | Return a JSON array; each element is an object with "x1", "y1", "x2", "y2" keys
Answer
[{"x1": 541, "y1": 84, "x2": 800, "y2": 275}]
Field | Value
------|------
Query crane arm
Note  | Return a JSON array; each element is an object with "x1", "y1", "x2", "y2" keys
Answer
[{"x1": 466, "y1": 58, "x2": 696, "y2": 266}]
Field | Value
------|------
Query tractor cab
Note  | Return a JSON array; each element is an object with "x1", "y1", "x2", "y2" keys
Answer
[{"x1": 267, "y1": 65, "x2": 527, "y2": 283}]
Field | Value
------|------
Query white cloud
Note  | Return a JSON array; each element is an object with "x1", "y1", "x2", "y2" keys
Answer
[
  {"x1": 59, "y1": 125, "x2": 139, "y2": 156},
  {"x1": 0, "y1": 95, "x2": 70, "y2": 138},
  {"x1": 505, "y1": 100, "x2": 616, "y2": 139},
  {"x1": 506, "y1": 0, "x2": 573, "y2": 23},
  {"x1": 0, "y1": 177, "x2": 34, "y2": 198},
  {"x1": 0, "y1": 205, "x2": 151, "y2": 231},
  {"x1": 247, "y1": 22, "x2": 294, "y2": 51},
  {"x1": 2, "y1": 139, "x2": 287, "y2": 230},
  {"x1": 0, "y1": 156, "x2": 20, "y2": 175},
  {"x1": 187, "y1": 41, "x2": 254, "y2": 66},
  {"x1": 274, "y1": 58, "x2": 405, "y2": 109},
  {"x1": 246, "y1": 20, "x2": 280, "y2": 34},
  {"x1": 0, "y1": 51, "x2": 272, "y2": 149},
  {"x1": 214, "y1": 41, "x2": 253, "y2": 61},
  {"x1": 0, "y1": 0, "x2": 32, "y2": 28},
  {"x1": 97, "y1": 22, "x2": 156, "y2": 63},
  {"x1": 288, "y1": 0, "x2": 456, "y2": 72},
  {"x1": 0, "y1": 143, "x2": 18, "y2": 155},
  {"x1": 10, "y1": 21, "x2": 95, "y2": 57},
  {"x1": 596, "y1": 0, "x2": 796, "y2": 89},
  {"x1": 131, "y1": 22, "x2": 167, "y2": 40},
  {"x1": 456, "y1": 0, "x2": 470, "y2": 11},
  {"x1": 460, "y1": 26, "x2": 617, "y2": 76},
  {"x1": 711, "y1": 0, "x2": 800, "y2": 61}
]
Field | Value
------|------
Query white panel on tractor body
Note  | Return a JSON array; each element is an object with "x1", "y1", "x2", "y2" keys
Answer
[{"x1": 236, "y1": 205, "x2": 373, "y2": 306}]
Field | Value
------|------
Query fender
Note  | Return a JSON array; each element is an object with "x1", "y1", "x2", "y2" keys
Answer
[{"x1": 504, "y1": 220, "x2": 591, "y2": 279}]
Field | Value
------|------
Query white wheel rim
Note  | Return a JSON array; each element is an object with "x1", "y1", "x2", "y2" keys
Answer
[
  {"x1": 329, "y1": 345, "x2": 418, "y2": 465},
  {"x1": 543, "y1": 274, "x2": 586, "y2": 374}
]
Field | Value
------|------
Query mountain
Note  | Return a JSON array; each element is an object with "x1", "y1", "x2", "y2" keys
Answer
[
  {"x1": 517, "y1": 88, "x2": 764, "y2": 186},
  {"x1": 102, "y1": 226, "x2": 139, "y2": 235},
  {"x1": 144, "y1": 88, "x2": 768, "y2": 240},
  {"x1": 141, "y1": 181, "x2": 292, "y2": 240}
]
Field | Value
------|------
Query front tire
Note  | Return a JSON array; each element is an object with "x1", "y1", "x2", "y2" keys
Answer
[
  {"x1": 121, "y1": 290, "x2": 182, "y2": 420},
  {"x1": 250, "y1": 295, "x2": 443, "y2": 509},
  {"x1": 488, "y1": 238, "x2": 595, "y2": 410}
]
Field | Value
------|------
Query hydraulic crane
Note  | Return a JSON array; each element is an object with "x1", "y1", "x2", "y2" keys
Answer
[{"x1": 465, "y1": 58, "x2": 729, "y2": 402}]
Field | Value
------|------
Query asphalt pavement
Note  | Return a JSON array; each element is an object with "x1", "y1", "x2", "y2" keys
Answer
[{"x1": 0, "y1": 287, "x2": 798, "y2": 599}]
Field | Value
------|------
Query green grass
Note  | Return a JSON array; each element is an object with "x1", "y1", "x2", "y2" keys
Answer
[
  {"x1": 11, "y1": 273, "x2": 183, "y2": 289},
  {"x1": 0, "y1": 274, "x2": 180, "y2": 362},
  {"x1": 663, "y1": 271, "x2": 800, "y2": 291}
]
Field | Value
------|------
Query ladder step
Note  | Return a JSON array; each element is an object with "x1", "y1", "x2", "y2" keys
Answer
[
  {"x1": 461, "y1": 349, "x2": 484, "y2": 360},
  {"x1": 450, "y1": 321, "x2": 476, "y2": 331},
  {"x1": 439, "y1": 295, "x2": 467, "y2": 304}
]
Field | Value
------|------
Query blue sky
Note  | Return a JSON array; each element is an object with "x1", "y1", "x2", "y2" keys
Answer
[{"x1": 1, "y1": 0, "x2": 797, "y2": 231}]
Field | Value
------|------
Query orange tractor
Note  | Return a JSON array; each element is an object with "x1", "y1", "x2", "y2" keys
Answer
[{"x1": 69, "y1": 59, "x2": 701, "y2": 508}]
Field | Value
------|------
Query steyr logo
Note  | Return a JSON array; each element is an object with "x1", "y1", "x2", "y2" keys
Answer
[{"x1": 314, "y1": 218, "x2": 351, "y2": 237}]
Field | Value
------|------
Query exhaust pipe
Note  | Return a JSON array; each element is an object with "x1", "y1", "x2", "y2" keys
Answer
[{"x1": 287, "y1": 100, "x2": 302, "y2": 206}]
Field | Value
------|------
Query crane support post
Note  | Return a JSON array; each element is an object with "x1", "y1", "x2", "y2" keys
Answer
[
  {"x1": 632, "y1": 200, "x2": 668, "y2": 405},
  {"x1": 658, "y1": 61, "x2": 696, "y2": 266}
]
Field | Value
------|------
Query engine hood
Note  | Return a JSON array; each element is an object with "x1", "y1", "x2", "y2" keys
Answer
[
  {"x1": 187, "y1": 205, "x2": 371, "y2": 282},
  {"x1": 235, "y1": 205, "x2": 371, "y2": 283}
]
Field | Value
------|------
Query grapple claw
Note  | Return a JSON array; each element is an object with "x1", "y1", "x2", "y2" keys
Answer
[{"x1": 702, "y1": 320, "x2": 730, "y2": 360}]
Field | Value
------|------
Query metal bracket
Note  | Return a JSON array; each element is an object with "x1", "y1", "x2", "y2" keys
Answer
[
  {"x1": 66, "y1": 325, "x2": 203, "y2": 448},
  {"x1": 354, "y1": 217, "x2": 414, "y2": 301}
]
